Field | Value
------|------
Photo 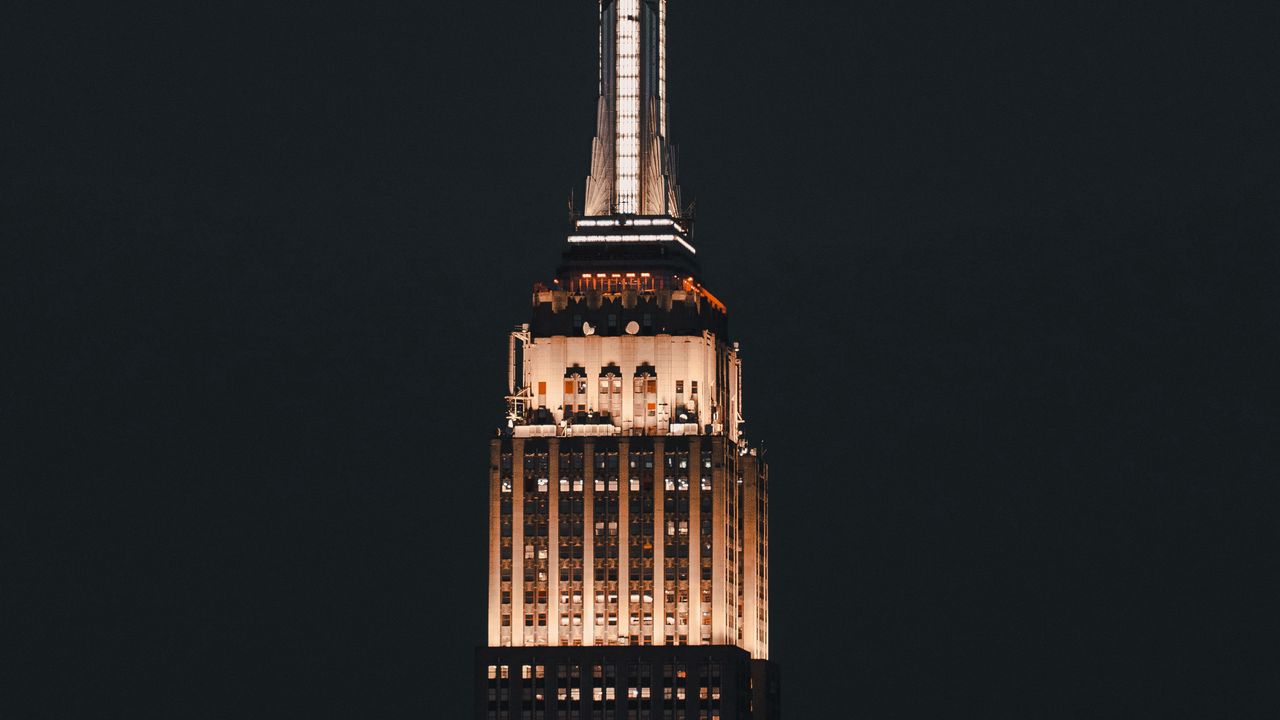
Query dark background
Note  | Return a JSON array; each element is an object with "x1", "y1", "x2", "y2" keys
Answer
[{"x1": 4, "y1": 1, "x2": 1277, "y2": 717}]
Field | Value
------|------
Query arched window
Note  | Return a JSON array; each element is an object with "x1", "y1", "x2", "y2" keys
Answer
[
  {"x1": 563, "y1": 366, "x2": 588, "y2": 416},
  {"x1": 599, "y1": 365, "x2": 623, "y2": 419}
]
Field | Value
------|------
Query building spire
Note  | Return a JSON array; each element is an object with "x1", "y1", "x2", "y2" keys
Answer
[{"x1": 584, "y1": 0, "x2": 681, "y2": 217}]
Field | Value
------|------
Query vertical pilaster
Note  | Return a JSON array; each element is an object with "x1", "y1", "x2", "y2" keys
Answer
[
  {"x1": 742, "y1": 452, "x2": 759, "y2": 658},
  {"x1": 582, "y1": 439, "x2": 596, "y2": 646},
  {"x1": 687, "y1": 436, "x2": 701, "y2": 646},
  {"x1": 760, "y1": 460, "x2": 769, "y2": 660},
  {"x1": 548, "y1": 438, "x2": 561, "y2": 646},
  {"x1": 710, "y1": 437, "x2": 726, "y2": 645},
  {"x1": 652, "y1": 437, "x2": 665, "y2": 645},
  {"x1": 488, "y1": 439, "x2": 502, "y2": 645},
  {"x1": 618, "y1": 437, "x2": 630, "y2": 646},
  {"x1": 511, "y1": 438, "x2": 525, "y2": 647}
]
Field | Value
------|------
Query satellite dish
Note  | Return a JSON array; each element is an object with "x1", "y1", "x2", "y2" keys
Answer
[
  {"x1": 582, "y1": 322, "x2": 596, "y2": 336},
  {"x1": 625, "y1": 320, "x2": 640, "y2": 335}
]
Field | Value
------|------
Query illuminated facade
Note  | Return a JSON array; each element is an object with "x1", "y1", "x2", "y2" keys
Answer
[{"x1": 477, "y1": 3, "x2": 778, "y2": 718}]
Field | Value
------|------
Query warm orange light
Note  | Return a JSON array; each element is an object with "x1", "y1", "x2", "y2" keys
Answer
[{"x1": 681, "y1": 276, "x2": 727, "y2": 313}]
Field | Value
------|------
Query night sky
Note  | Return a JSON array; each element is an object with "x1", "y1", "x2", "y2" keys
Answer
[{"x1": 5, "y1": 2, "x2": 1278, "y2": 718}]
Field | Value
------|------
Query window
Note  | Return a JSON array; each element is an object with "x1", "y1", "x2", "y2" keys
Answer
[
  {"x1": 564, "y1": 370, "x2": 588, "y2": 416},
  {"x1": 599, "y1": 374, "x2": 622, "y2": 418},
  {"x1": 633, "y1": 377, "x2": 646, "y2": 425}
]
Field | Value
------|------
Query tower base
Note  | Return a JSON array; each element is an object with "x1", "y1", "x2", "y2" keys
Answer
[{"x1": 475, "y1": 645, "x2": 779, "y2": 719}]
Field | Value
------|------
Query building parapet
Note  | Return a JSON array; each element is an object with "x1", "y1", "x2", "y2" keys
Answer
[{"x1": 508, "y1": 421, "x2": 724, "y2": 439}]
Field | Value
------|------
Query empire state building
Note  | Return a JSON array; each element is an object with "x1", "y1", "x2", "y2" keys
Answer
[{"x1": 476, "y1": 3, "x2": 779, "y2": 718}]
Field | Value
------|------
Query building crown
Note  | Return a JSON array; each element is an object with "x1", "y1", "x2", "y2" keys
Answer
[{"x1": 565, "y1": 1, "x2": 695, "y2": 281}]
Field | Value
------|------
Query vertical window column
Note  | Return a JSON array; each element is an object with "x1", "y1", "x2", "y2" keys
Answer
[
  {"x1": 511, "y1": 440, "x2": 525, "y2": 646},
  {"x1": 581, "y1": 441, "x2": 595, "y2": 646},
  {"x1": 592, "y1": 442, "x2": 620, "y2": 643},
  {"x1": 557, "y1": 443, "x2": 586, "y2": 645},
  {"x1": 652, "y1": 438, "x2": 665, "y2": 646},
  {"x1": 709, "y1": 438, "x2": 726, "y2": 645},
  {"x1": 617, "y1": 438, "x2": 630, "y2": 647},
  {"x1": 494, "y1": 443, "x2": 513, "y2": 646},
  {"x1": 627, "y1": 442, "x2": 655, "y2": 645},
  {"x1": 664, "y1": 440, "x2": 692, "y2": 645},
  {"x1": 523, "y1": 443, "x2": 550, "y2": 645},
  {"x1": 742, "y1": 449, "x2": 760, "y2": 658},
  {"x1": 548, "y1": 438, "x2": 561, "y2": 647},
  {"x1": 699, "y1": 446, "x2": 713, "y2": 645},
  {"x1": 760, "y1": 464, "x2": 769, "y2": 657}
]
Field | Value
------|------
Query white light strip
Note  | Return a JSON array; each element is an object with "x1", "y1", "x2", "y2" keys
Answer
[
  {"x1": 575, "y1": 217, "x2": 686, "y2": 229},
  {"x1": 568, "y1": 233, "x2": 697, "y2": 255},
  {"x1": 616, "y1": 0, "x2": 641, "y2": 214}
]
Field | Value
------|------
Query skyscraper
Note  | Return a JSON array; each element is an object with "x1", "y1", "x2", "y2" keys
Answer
[{"x1": 476, "y1": 3, "x2": 778, "y2": 718}]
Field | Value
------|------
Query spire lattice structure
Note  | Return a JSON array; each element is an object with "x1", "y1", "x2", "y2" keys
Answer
[{"x1": 584, "y1": 0, "x2": 682, "y2": 218}]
